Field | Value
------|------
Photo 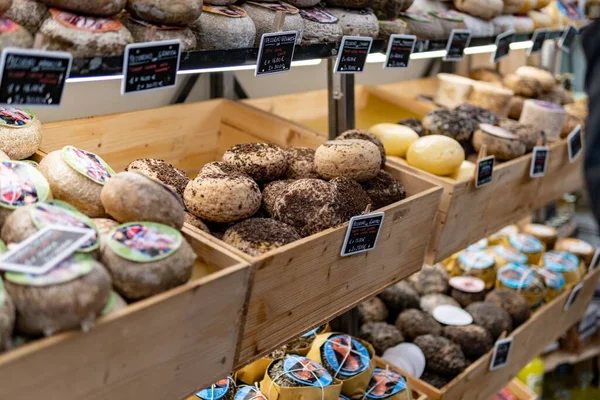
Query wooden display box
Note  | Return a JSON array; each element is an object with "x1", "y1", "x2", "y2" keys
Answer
[
  {"x1": 38, "y1": 100, "x2": 443, "y2": 371},
  {"x1": 246, "y1": 79, "x2": 584, "y2": 262},
  {"x1": 0, "y1": 228, "x2": 252, "y2": 400},
  {"x1": 392, "y1": 267, "x2": 600, "y2": 400}
]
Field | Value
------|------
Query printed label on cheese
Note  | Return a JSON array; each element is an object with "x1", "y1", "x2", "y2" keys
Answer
[
  {"x1": 498, "y1": 263, "x2": 534, "y2": 289},
  {"x1": 235, "y1": 386, "x2": 267, "y2": 400},
  {"x1": 0, "y1": 107, "x2": 34, "y2": 127},
  {"x1": 196, "y1": 378, "x2": 231, "y2": 400},
  {"x1": 458, "y1": 250, "x2": 495, "y2": 270},
  {"x1": 247, "y1": 1, "x2": 299, "y2": 14},
  {"x1": 5, "y1": 253, "x2": 94, "y2": 287},
  {"x1": 107, "y1": 222, "x2": 182, "y2": 263},
  {"x1": 0, "y1": 19, "x2": 19, "y2": 33},
  {"x1": 323, "y1": 334, "x2": 370, "y2": 378},
  {"x1": 283, "y1": 355, "x2": 333, "y2": 387},
  {"x1": 50, "y1": 9, "x2": 122, "y2": 32},
  {"x1": 509, "y1": 233, "x2": 543, "y2": 254},
  {"x1": 203, "y1": 5, "x2": 248, "y2": 17},
  {"x1": 0, "y1": 161, "x2": 49, "y2": 210},
  {"x1": 300, "y1": 8, "x2": 338, "y2": 24},
  {"x1": 537, "y1": 268, "x2": 565, "y2": 290},
  {"x1": 365, "y1": 368, "x2": 407, "y2": 399},
  {"x1": 480, "y1": 123, "x2": 520, "y2": 140},
  {"x1": 449, "y1": 276, "x2": 485, "y2": 293},
  {"x1": 543, "y1": 251, "x2": 579, "y2": 272},
  {"x1": 61, "y1": 146, "x2": 115, "y2": 185},
  {"x1": 29, "y1": 200, "x2": 99, "y2": 252},
  {"x1": 494, "y1": 245, "x2": 528, "y2": 264}
]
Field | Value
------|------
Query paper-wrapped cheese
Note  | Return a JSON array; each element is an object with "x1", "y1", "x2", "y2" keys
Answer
[
  {"x1": 468, "y1": 82, "x2": 514, "y2": 118},
  {"x1": 555, "y1": 238, "x2": 595, "y2": 267},
  {"x1": 435, "y1": 73, "x2": 474, "y2": 109},
  {"x1": 406, "y1": 135, "x2": 465, "y2": 176},
  {"x1": 519, "y1": 100, "x2": 566, "y2": 142}
]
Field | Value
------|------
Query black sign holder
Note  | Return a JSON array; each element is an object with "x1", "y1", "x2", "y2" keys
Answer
[
  {"x1": 568, "y1": 125, "x2": 583, "y2": 163},
  {"x1": 490, "y1": 338, "x2": 513, "y2": 371},
  {"x1": 492, "y1": 30, "x2": 515, "y2": 63},
  {"x1": 444, "y1": 29, "x2": 471, "y2": 62},
  {"x1": 384, "y1": 34, "x2": 417, "y2": 69},
  {"x1": 530, "y1": 145, "x2": 549, "y2": 178},
  {"x1": 255, "y1": 30, "x2": 298, "y2": 76},
  {"x1": 0, "y1": 47, "x2": 72, "y2": 106},
  {"x1": 528, "y1": 29, "x2": 548, "y2": 56},
  {"x1": 559, "y1": 25, "x2": 579, "y2": 54},
  {"x1": 335, "y1": 36, "x2": 373, "y2": 74},
  {"x1": 122, "y1": 39, "x2": 182, "y2": 94},
  {"x1": 340, "y1": 212, "x2": 385, "y2": 257}
]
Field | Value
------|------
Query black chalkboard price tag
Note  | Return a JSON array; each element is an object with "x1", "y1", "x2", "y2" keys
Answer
[
  {"x1": 255, "y1": 31, "x2": 297, "y2": 76},
  {"x1": 443, "y1": 29, "x2": 471, "y2": 61},
  {"x1": 490, "y1": 338, "x2": 513, "y2": 371},
  {"x1": 493, "y1": 30, "x2": 515, "y2": 63},
  {"x1": 0, "y1": 226, "x2": 95, "y2": 275},
  {"x1": 568, "y1": 124, "x2": 582, "y2": 163},
  {"x1": 559, "y1": 25, "x2": 579, "y2": 54},
  {"x1": 528, "y1": 29, "x2": 547, "y2": 56},
  {"x1": 384, "y1": 34, "x2": 416, "y2": 69},
  {"x1": 335, "y1": 36, "x2": 373, "y2": 74},
  {"x1": 475, "y1": 156, "x2": 495, "y2": 188},
  {"x1": 530, "y1": 146, "x2": 549, "y2": 178},
  {"x1": 122, "y1": 39, "x2": 181, "y2": 94},
  {"x1": 0, "y1": 48, "x2": 72, "y2": 106},
  {"x1": 340, "y1": 212, "x2": 385, "y2": 257}
]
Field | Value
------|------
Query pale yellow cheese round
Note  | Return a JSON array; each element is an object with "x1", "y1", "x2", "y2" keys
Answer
[
  {"x1": 369, "y1": 123, "x2": 419, "y2": 157},
  {"x1": 449, "y1": 160, "x2": 476, "y2": 181},
  {"x1": 406, "y1": 135, "x2": 465, "y2": 176}
]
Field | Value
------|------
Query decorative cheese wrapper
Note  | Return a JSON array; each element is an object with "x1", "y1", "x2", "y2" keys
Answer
[
  {"x1": 491, "y1": 245, "x2": 528, "y2": 268},
  {"x1": 307, "y1": 333, "x2": 374, "y2": 398},
  {"x1": 5, "y1": 254, "x2": 95, "y2": 287},
  {"x1": 196, "y1": 377, "x2": 236, "y2": 400},
  {"x1": 0, "y1": 161, "x2": 50, "y2": 210},
  {"x1": 237, "y1": 358, "x2": 276, "y2": 386},
  {"x1": 49, "y1": 9, "x2": 123, "y2": 32},
  {"x1": 203, "y1": 5, "x2": 248, "y2": 17},
  {"x1": 29, "y1": 200, "x2": 99, "y2": 253},
  {"x1": 236, "y1": 386, "x2": 268, "y2": 400},
  {"x1": 260, "y1": 355, "x2": 342, "y2": 400},
  {"x1": 457, "y1": 250, "x2": 496, "y2": 290},
  {"x1": 466, "y1": 238, "x2": 488, "y2": 252},
  {"x1": 523, "y1": 224, "x2": 558, "y2": 250},
  {"x1": 364, "y1": 368, "x2": 410, "y2": 400},
  {"x1": 555, "y1": 238, "x2": 595, "y2": 266},
  {"x1": 507, "y1": 233, "x2": 545, "y2": 264},
  {"x1": 542, "y1": 251, "x2": 581, "y2": 286},
  {"x1": 61, "y1": 146, "x2": 115, "y2": 185},
  {"x1": 0, "y1": 107, "x2": 35, "y2": 127},
  {"x1": 300, "y1": 8, "x2": 338, "y2": 24},
  {"x1": 497, "y1": 263, "x2": 545, "y2": 307},
  {"x1": 246, "y1": 1, "x2": 299, "y2": 14},
  {"x1": 107, "y1": 222, "x2": 182, "y2": 263},
  {"x1": 537, "y1": 268, "x2": 566, "y2": 302}
]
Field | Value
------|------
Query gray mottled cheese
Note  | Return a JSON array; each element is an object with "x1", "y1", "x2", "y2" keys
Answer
[
  {"x1": 472, "y1": 124, "x2": 526, "y2": 161},
  {"x1": 519, "y1": 100, "x2": 566, "y2": 142}
]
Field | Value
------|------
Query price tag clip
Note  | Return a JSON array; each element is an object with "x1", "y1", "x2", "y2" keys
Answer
[
  {"x1": 122, "y1": 39, "x2": 181, "y2": 94},
  {"x1": 384, "y1": 34, "x2": 416, "y2": 69},
  {"x1": 444, "y1": 29, "x2": 471, "y2": 62}
]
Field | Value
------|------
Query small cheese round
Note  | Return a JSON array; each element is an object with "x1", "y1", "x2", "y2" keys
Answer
[
  {"x1": 314, "y1": 139, "x2": 381, "y2": 182},
  {"x1": 125, "y1": 158, "x2": 189, "y2": 198},
  {"x1": 368, "y1": 123, "x2": 418, "y2": 158},
  {"x1": 223, "y1": 218, "x2": 300, "y2": 257},
  {"x1": 337, "y1": 129, "x2": 386, "y2": 167},
  {"x1": 406, "y1": 135, "x2": 465, "y2": 176},
  {"x1": 468, "y1": 82, "x2": 514, "y2": 118},
  {"x1": 360, "y1": 170, "x2": 406, "y2": 210},
  {"x1": 285, "y1": 147, "x2": 317, "y2": 179},
  {"x1": 503, "y1": 73, "x2": 543, "y2": 98},
  {"x1": 507, "y1": 96, "x2": 525, "y2": 120},
  {"x1": 499, "y1": 119, "x2": 544, "y2": 152},
  {"x1": 472, "y1": 124, "x2": 526, "y2": 161},
  {"x1": 448, "y1": 160, "x2": 476, "y2": 181},
  {"x1": 555, "y1": 238, "x2": 595, "y2": 266},
  {"x1": 422, "y1": 109, "x2": 478, "y2": 143},
  {"x1": 0, "y1": 108, "x2": 42, "y2": 160},
  {"x1": 469, "y1": 67, "x2": 503, "y2": 84},
  {"x1": 222, "y1": 143, "x2": 288, "y2": 182},
  {"x1": 126, "y1": 0, "x2": 202, "y2": 26},
  {"x1": 523, "y1": 224, "x2": 557, "y2": 250},
  {"x1": 514, "y1": 66, "x2": 555, "y2": 92}
]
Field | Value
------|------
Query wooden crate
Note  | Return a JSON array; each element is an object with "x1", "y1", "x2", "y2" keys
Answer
[
  {"x1": 390, "y1": 267, "x2": 600, "y2": 400},
  {"x1": 38, "y1": 99, "x2": 443, "y2": 371},
  {"x1": 245, "y1": 79, "x2": 584, "y2": 262},
  {"x1": 507, "y1": 379, "x2": 537, "y2": 400},
  {"x1": 0, "y1": 228, "x2": 252, "y2": 400}
]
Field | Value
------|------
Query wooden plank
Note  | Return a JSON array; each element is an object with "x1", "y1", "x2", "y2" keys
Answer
[
  {"x1": 409, "y1": 267, "x2": 600, "y2": 400},
  {"x1": 39, "y1": 101, "x2": 224, "y2": 174},
  {"x1": 507, "y1": 378, "x2": 536, "y2": 400},
  {"x1": 542, "y1": 336, "x2": 600, "y2": 373},
  {"x1": 0, "y1": 229, "x2": 252, "y2": 400}
]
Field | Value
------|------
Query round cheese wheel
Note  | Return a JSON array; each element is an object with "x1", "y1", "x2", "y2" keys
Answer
[
  {"x1": 369, "y1": 123, "x2": 419, "y2": 157},
  {"x1": 555, "y1": 238, "x2": 595, "y2": 266},
  {"x1": 406, "y1": 135, "x2": 465, "y2": 176},
  {"x1": 454, "y1": 0, "x2": 502, "y2": 20},
  {"x1": 519, "y1": 100, "x2": 566, "y2": 142},
  {"x1": 514, "y1": 66, "x2": 555, "y2": 92},
  {"x1": 472, "y1": 124, "x2": 526, "y2": 161},
  {"x1": 468, "y1": 82, "x2": 514, "y2": 118},
  {"x1": 523, "y1": 223, "x2": 557, "y2": 250},
  {"x1": 435, "y1": 73, "x2": 474, "y2": 109},
  {"x1": 448, "y1": 160, "x2": 475, "y2": 181}
]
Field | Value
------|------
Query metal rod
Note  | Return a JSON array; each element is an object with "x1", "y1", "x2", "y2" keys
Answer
[
  {"x1": 327, "y1": 58, "x2": 355, "y2": 139},
  {"x1": 209, "y1": 71, "x2": 236, "y2": 99}
]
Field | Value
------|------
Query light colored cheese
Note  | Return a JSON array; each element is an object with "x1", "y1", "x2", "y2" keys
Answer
[
  {"x1": 435, "y1": 73, "x2": 474, "y2": 109},
  {"x1": 453, "y1": 11, "x2": 500, "y2": 36},
  {"x1": 528, "y1": 10, "x2": 553, "y2": 28},
  {"x1": 555, "y1": 238, "x2": 595, "y2": 266},
  {"x1": 406, "y1": 134, "x2": 465, "y2": 176},
  {"x1": 454, "y1": 0, "x2": 503, "y2": 20},
  {"x1": 515, "y1": 66, "x2": 555, "y2": 92},
  {"x1": 519, "y1": 99, "x2": 566, "y2": 142},
  {"x1": 503, "y1": 0, "x2": 551, "y2": 14},
  {"x1": 369, "y1": 123, "x2": 419, "y2": 157},
  {"x1": 523, "y1": 223, "x2": 558, "y2": 249},
  {"x1": 448, "y1": 160, "x2": 476, "y2": 181},
  {"x1": 468, "y1": 82, "x2": 514, "y2": 117}
]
